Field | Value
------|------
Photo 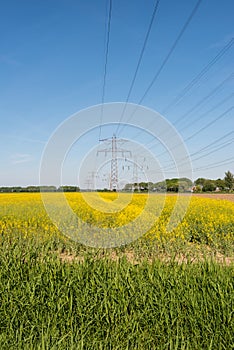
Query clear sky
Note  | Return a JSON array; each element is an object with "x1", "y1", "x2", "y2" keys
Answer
[{"x1": 0, "y1": 0, "x2": 233, "y2": 187}]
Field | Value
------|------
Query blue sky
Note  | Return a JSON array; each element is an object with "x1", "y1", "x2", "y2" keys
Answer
[{"x1": 0, "y1": 0, "x2": 233, "y2": 186}]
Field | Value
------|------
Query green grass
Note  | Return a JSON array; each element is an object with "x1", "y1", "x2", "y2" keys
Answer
[{"x1": 0, "y1": 235, "x2": 233, "y2": 349}]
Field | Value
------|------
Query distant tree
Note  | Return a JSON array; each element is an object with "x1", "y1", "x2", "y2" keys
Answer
[
  {"x1": 123, "y1": 183, "x2": 133, "y2": 191},
  {"x1": 224, "y1": 171, "x2": 234, "y2": 191},
  {"x1": 202, "y1": 180, "x2": 216, "y2": 192},
  {"x1": 215, "y1": 179, "x2": 225, "y2": 190},
  {"x1": 193, "y1": 185, "x2": 202, "y2": 193},
  {"x1": 26, "y1": 186, "x2": 40, "y2": 192},
  {"x1": 0, "y1": 187, "x2": 13, "y2": 193},
  {"x1": 148, "y1": 182, "x2": 154, "y2": 191},
  {"x1": 178, "y1": 178, "x2": 193, "y2": 192},
  {"x1": 139, "y1": 182, "x2": 148, "y2": 192},
  {"x1": 40, "y1": 186, "x2": 57, "y2": 192},
  {"x1": 194, "y1": 178, "x2": 206, "y2": 186},
  {"x1": 58, "y1": 186, "x2": 80, "y2": 192},
  {"x1": 166, "y1": 178, "x2": 178, "y2": 192},
  {"x1": 103, "y1": 188, "x2": 109, "y2": 192},
  {"x1": 153, "y1": 181, "x2": 167, "y2": 192}
]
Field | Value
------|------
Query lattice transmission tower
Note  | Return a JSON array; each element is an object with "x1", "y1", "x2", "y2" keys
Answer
[{"x1": 97, "y1": 134, "x2": 131, "y2": 191}]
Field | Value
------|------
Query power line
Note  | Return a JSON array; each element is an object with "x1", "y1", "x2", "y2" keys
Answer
[
  {"x1": 150, "y1": 155, "x2": 234, "y2": 175},
  {"x1": 179, "y1": 92, "x2": 234, "y2": 133},
  {"x1": 99, "y1": 0, "x2": 112, "y2": 141},
  {"x1": 149, "y1": 102, "x2": 234, "y2": 159},
  {"x1": 115, "y1": 0, "x2": 160, "y2": 135},
  {"x1": 184, "y1": 105, "x2": 234, "y2": 141},
  {"x1": 148, "y1": 131, "x2": 234, "y2": 176},
  {"x1": 117, "y1": 0, "x2": 203, "y2": 136},
  {"x1": 138, "y1": 0, "x2": 203, "y2": 105},
  {"x1": 118, "y1": 40, "x2": 233, "y2": 149},
  {"x1": 150, "y1": 131, "x2": 234, "y2": 171},
  {"x1": 129, "y1": 92, "x2": 234, "y2": 159},
  {"x1": 161, "y1": 38, "x2": 234, "y2": 114},
  {"x1": 143, "y1": 74, "x2": 234, "y2": 155},
  {"x1": 174, "y1": 72, "x2": 234, "y2": 126},
  {"x1": 164, "y1": 136, "x2": 234, "y2": 171},
  {"x1": 191, "y1": 139, "x2": 234, "y2": 162},
  {"x1": 190, "y1": 130, "x2": 234, "y2": 156},
  {"x1": 192, "y1": 157, "x2": 234, "y2": 172}
]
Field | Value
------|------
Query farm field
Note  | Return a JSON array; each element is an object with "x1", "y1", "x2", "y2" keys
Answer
[
  {"x1": 193, "y1": 193, "x2": 234, "y2": 202},
  {"x1": 0, "y1": 192, "x2": 234, "y2": 349}
]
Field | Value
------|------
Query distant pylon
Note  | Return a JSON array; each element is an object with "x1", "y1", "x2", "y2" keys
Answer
[
  {"x1": 88, "y1": 171, "x2": 98, "y2": 191},
  {"x1": 97, "y1": 134, "x2": 131, "y2": 191},
  {"x1": 110, "y1": 135, "x2": 118, "y2": 191},
  {"x1": 132, "y1": 156, "x2": 139, "y2": 192},
  {"x1": 132, "y1": 156, "x2": 149, "y2": 191},
  {"x1": 85, "y1": 178, "x2": 92, "y2": 191}
]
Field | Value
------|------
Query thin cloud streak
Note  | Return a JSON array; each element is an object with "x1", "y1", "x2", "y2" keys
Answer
[{"x1": 10, "y1": 153, "x2": 33, "y2": 164}]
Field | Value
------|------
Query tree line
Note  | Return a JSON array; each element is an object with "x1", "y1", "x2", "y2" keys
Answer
[
  {"x1": 0, "y1": 171, "x2": 233, "y2": 193},
  {"x1": 0, "y1": 186, "x2": 80, "y2": 193},
  {"x1": 124, "y1": 178, "x2": 193, "y2": 192},
  {"x1": 194, "y1": 171, "x2": 234, "y2": 192},
  {"x1": 123, "y1": 171, "x2": 234, "y2": 193}
]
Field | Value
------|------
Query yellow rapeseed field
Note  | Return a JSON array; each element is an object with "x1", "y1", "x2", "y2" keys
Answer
[{"x1": 0, "y1": 192, "x2": 234, "y2": 250}]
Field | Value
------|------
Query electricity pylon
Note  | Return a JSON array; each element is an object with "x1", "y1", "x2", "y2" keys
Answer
[
  {"x1": 132, "y1": 156, "x2": 149, "y2": 192},
  {"x1": 97, "y1": 134, "x2": 131, "y2": 191},
  {"x1": 132, "y1": 156, "x2": 139, "y2": 192},
  {"x1": 88, "y1": 171, "x2": 98, "y2": 191},
  {"x1": 85, "y1": 178, "x2": 92, "y2": 191}
]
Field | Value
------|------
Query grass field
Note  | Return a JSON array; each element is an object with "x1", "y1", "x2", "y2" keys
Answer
[{"x1": 0, "y1": 193, "x2": 234, "y2": 349}]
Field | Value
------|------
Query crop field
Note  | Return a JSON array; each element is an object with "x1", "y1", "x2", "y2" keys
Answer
[
  {"x1": 193, "y1": 193, "x2": 234, "y2": 202},
  {"x1": 0, "y1": 193, "x2": 234, "y2": 349}
]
